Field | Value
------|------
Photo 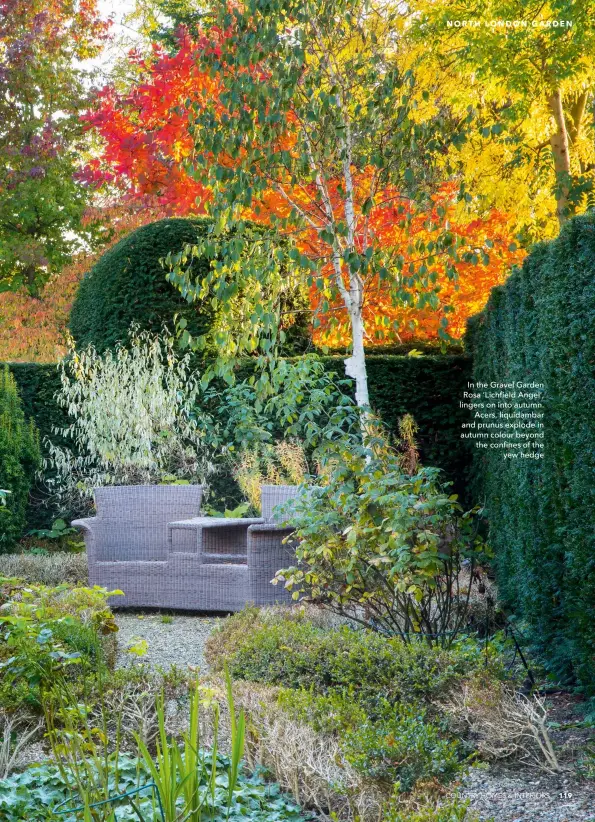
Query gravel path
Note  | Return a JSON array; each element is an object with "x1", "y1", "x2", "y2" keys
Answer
[
  {"x1": 459, "y1": 765, "x2": 595, "y2": 822},
  {"x1": 115, "y1": 613, "x2": 220, "y2": 673},
  {"x1": 113, "y1": 614, "x2": 595, "y2": 822}
]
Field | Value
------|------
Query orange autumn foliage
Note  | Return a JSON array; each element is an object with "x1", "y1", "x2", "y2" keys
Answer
[
  {"x1": 84, "y1": 31, "x2": 524, "y2": 349},
  {"x1": 297, "y1": 184, "x2": 526, "y2": 347},
  {"x1": 0, "y1": 27, "x2": 522, "y2": 364},
  {"x1": 2, "y1": 17, "x2": 525, "y2": 363},
  {"x1": 82, "y1": 30, "x2": 223, "y2": 214},
  {"x1": 0, "y1": 265, "x2": 80, "y2": 363},
  {"x1": 256, "y1": 175, "x2": 524, "y2": 346},
  {"x1": 0, "y1": 206, "x2": 163, "y2": 362}
]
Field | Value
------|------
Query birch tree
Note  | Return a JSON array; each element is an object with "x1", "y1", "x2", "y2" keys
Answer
[{"x1": 166, "y1": 0, "x2": 471, "y2": 411}]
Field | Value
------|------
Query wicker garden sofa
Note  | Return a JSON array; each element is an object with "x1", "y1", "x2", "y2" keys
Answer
[{"x1": 73, "y1": 484, "x2": 300, "y2": 611}]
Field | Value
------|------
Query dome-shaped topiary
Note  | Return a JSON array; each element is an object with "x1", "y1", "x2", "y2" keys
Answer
[{"x1": 70, "y1": 218, "x2": 217, "y2": 352}]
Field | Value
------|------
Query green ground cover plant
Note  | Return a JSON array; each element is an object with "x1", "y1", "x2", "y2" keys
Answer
[{"x1": 0, "y1": 755, "x2": 308, "y2": 822}]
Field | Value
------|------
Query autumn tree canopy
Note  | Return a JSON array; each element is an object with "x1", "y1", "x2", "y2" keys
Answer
[
  {"x1": 413, "y1": 0, "x2": 595, "y2": 239},
  {"x1": 0, "y1": 205, "x2": 161, "y2": 362},
  {"x1": 1, "y1": 0, "x2": 537, "y2": 364},
  {"x1": 159, "y1": 0, "x2": 485, "y2": 410},
  {"x1": 0, "y1": 0, "x2": 110, "y2": 295},
  {"x1": 85, "y1": 5, "x2": 522, "y2": 367}
]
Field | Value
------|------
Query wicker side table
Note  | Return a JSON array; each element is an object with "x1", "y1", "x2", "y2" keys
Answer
[{"x1": 167, "y1": 517, "x2": 265, "y2": 563}]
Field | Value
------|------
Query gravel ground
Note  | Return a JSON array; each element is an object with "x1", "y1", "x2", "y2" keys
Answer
[
  {"x1": 113, "y1": 614, "x2": 595, "y2": 822},
  {"x1": 459, "y1": 765, "x2": 595, "y2": 822},
  {"x1": 115, "y1": 612, "x2": 220, "y2": 673}
]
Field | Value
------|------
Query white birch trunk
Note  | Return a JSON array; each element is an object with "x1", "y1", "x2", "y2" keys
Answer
[{"x1": 344, "y1": 292, "x2": 370, "y2": 410}]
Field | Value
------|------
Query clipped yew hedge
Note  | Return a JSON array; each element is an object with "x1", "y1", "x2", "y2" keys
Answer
[
  {"x1": 6, "y1": 353, "x2": 472, "y2": 531},
  {"x1": 324, "y1": 354, "x2": 472, "y2": 490},
  {"x1": 69, "y1": 217, "x2": 311, "y2": 356},
  {"x1": 466, "y1": 213, "x2": 595, "y2": 692},
  {"x1": 69, "y1": 218, "x2": 218, "y2": 353}
]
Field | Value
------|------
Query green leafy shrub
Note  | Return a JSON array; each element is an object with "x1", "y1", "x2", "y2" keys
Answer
[
  {"x1": 385, "y1": 798, "x2": 488, "y2": 822},
  {"x1": 207, "y1": 608, "x2": 492, "y2": 712},
  {"x1": 0, "y1": 366, "x2": 40, "y2": 552},
  {"x1": 49, "y1": 619, "x2": 108, "y2": 670},
  {"x1": 27, "y1": 517, "x2": 84, "y2": 552},
  {"x1": 44, "y1": 328, "x2": 216, "y2": 513},
  {"x1": 276, "y1": 445, "x2": 486, "y2": 645},
  {"x1": 0, "y1": 576, "x2": 119, "y2": 632},
  {"x1": 342, "y1": 705, "x2": 461, "y2": 793},
  {"x1": 0, "y1": 614, "x2": 90, "y2": 712},
  {"x1": 214, "y1": 615, "x2": 494, "y2": 814},
  {"x1": 466, "y1": 212, "x2": 595, "y2": 692},
  {"x1": 278, "y1": 689, "x2": 463, "y2": 793},
  {"x1": 0, "y1": 576, "x2": 119, "y2": 710},
  {"x1": 69, "y1": 218, "x2": 219, "y2": 354}
]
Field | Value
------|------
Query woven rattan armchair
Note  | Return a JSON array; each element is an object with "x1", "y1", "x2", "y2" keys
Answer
[
  {"x1": 72, "y1": 485, "x2": 204, "y2": 608},
  {"x1": 247, "y1": 484, "x2": 301, "y2": 606},
  {"x1": 73, "y1": 483, "x2": 302, "y2": 611}
]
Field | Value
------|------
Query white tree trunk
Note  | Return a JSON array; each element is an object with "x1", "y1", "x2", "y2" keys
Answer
[{"x1": 344, "y1": 303, "x2": 370, "y2": 410}]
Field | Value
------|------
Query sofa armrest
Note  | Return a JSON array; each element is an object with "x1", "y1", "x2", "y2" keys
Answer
[
  {"x1": 247, "y1": 524, "x2": 297, "y2": 605},
  {"x1": 71, "y1": 517, "x2": 98, "y2": 565}
]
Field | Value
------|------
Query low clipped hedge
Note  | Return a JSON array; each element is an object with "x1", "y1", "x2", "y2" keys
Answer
[
  {"x1": 466, "y1": 212, "x2": 595, "y2": 692},
  {"x1": 206, "y1": 607, "x2": 486, "y2": 712}
]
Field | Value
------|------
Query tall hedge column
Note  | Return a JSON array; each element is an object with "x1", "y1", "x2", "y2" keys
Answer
[{"x1": 466, "y1": 213, "x2": 595, "y2": 692}]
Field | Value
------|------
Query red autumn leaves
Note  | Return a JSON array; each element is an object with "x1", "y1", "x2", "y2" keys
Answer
[{"x1": 85, "y1": 28, "x2": 523, "y2": 346}]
